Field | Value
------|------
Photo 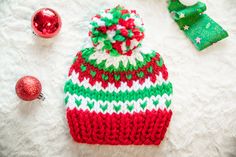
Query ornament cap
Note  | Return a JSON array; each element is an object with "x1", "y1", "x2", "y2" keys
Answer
[{"x1": 38, "y1": 93, "x2": 46, "y2": 101}]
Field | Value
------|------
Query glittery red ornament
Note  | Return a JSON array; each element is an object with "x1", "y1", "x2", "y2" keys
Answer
[
  {"x1": 15, "y1": 76, "x2": 44, "y2": 101},
  {"x1": 32, "y1": 8, "x2": 62, "y2": 38}
]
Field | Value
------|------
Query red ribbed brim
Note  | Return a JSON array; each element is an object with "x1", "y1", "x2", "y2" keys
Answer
[{"x1": 66, "y1": 108, "x2": 172, "y2": 145}]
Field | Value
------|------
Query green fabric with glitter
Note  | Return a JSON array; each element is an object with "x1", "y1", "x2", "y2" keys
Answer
[{"x1": 168, "y1": 0, "x2": 228, "y2": 51}]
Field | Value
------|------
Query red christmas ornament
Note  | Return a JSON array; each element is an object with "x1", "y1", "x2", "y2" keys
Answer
[
  {"x1": 32, "y1": 8, "x2": 62, "y2": 38},
  {"x1": 15, "y1": 76, "x2": 45, "y2": 101}
]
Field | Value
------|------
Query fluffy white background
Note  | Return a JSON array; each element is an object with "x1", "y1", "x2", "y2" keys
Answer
[{"x1": 0, "y1": 0, "x2": 236, "y2": 156}]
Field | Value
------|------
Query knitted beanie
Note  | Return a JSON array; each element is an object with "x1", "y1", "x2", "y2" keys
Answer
[{"x1": 64, "y1": 6, "x2": 173, "y2": 145}]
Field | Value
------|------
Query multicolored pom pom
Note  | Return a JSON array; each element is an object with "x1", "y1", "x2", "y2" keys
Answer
[{"x1": 89, "y1": 6, "x2": 145, "y2": 56}]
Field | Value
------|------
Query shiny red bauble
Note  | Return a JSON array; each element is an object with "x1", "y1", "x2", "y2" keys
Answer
[
  {"x1": 15, "y1": 76, "x2": 42, "y2": 101},
  {"x1": 32, "y1": 8, "x2": 62, "y2": 38}
]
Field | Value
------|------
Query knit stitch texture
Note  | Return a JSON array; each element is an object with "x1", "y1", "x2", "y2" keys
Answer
[{"x1": 64, "y1": 6, "x2": 173, "y2": 145}]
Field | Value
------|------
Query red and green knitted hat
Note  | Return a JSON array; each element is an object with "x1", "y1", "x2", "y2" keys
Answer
[{"x1": 64, "y1": 6, "x2": 173, "y2": 145}]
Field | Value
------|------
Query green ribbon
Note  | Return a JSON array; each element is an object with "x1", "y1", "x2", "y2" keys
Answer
[{"x1": 168, "y1": 0, "x2": 228, "y2": 51}]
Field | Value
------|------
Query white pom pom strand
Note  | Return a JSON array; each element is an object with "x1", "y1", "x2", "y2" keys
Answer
[{"x1": 179, "y1": 0, "x2": 198, "y2": 6}]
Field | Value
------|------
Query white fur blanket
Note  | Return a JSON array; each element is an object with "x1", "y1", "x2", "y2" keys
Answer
[{"x1": 0, "y1": 0, "x2": 236, "y2": 156}]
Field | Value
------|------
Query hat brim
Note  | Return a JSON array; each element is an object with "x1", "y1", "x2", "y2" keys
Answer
[{"x1": 66, "y1": 108, "x2": 172, "y2": 145}]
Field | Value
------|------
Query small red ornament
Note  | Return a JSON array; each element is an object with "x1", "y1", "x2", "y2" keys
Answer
[
  {"x1": 15, "y1": 76, "x2": 45, "y2": 101},
  {"x1": 32, "y1": 8, "x2": 62, "y2": 38}
]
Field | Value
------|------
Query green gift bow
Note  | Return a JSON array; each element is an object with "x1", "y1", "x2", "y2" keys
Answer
[{"x1": 168, "y1": 0, "x2": 228, "y2": 51}]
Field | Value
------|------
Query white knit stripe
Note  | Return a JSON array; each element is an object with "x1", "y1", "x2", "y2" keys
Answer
[
  {"x1": 69, "y1": 70, "x2": 169, "y2": 93},
  {"x1": 65, "y1": 92, "x2": 172, "y2": 114},
  {"x1": 88, "y1": 47, "x2": 152, "y2": 68}
]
